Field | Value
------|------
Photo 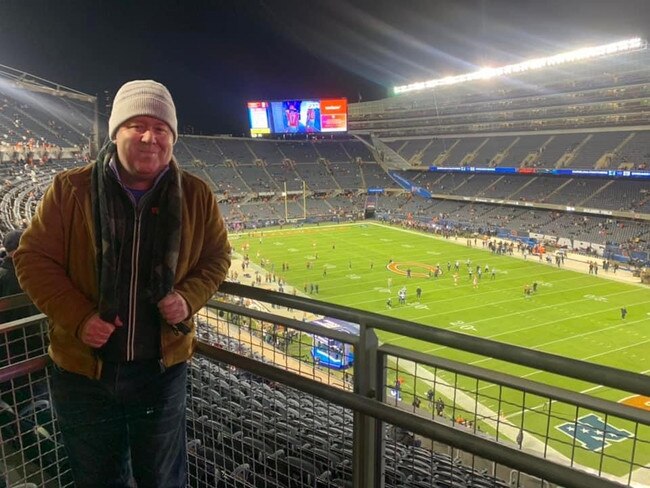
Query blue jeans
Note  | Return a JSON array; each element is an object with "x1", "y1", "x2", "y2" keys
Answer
[{"x1": 50, "y1": 360, "x2": 188, "y2": 488}]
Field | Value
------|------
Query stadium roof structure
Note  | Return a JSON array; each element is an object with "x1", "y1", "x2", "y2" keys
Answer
[
  {"x1": 0, "y1": 63, "x2": 96, "y2": 103},
  {"x1": 394, "y1": 37, "x2": 647, "y2": 95}
]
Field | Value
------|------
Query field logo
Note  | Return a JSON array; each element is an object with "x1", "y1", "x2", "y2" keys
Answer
[
  {"x1": 387, "y1": 261, "x2": 437, "y2": 278},
  {"x1": 557, "y1": 414, "x2": 633, "y2": 451}
]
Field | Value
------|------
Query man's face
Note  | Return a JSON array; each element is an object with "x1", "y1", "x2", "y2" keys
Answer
[{"x1": 114, "y1": 115, "x2": 174, "y2": 189}]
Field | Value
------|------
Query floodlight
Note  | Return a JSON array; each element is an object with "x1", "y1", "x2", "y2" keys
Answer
[{"x1": 394, "y1": 38, "x2": 646, "y2": 95}]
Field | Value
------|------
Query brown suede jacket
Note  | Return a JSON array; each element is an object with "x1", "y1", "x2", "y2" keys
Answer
[{"x1": 14, "y1": 161, "x2": 231, "y2": 379}]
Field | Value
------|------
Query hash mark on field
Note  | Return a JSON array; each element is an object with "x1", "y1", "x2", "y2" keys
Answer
[
  {"x1": 413, "y1": 285, "x2": 638, "y2": 323},
  {"x1": 406, "y1": 285, "x2": 634, "y2": 325},
  {"x1": 475, "y1": 319, "x2": 648, "y2": 365},
  {"x1": 408, "y1": 297, "x2": 650, "y2": 352},
  {"x1": 347, "y1": 268, "x2": 591, "y2": 309}
]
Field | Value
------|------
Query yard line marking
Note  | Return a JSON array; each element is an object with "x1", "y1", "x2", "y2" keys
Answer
[
  {"x1": 504, "y1": 349, "x2": 650, "y2": 420},
  {"x1": 391, "y1": 296, "x2": 650, "y2": 351},
  {"x1": 328, "y1": 273, "x2": 623, "y2": 313},
  {"x1": 470, "y1": 316, "x2": 650, "y2": 365},
  {"x1": 480, "y1": 330, "x2": 649, "y2": 380}
]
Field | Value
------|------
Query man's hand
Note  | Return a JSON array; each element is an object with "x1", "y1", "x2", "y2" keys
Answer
[
  {"x1": 81, "y1": 314, "x2": 123, "y2": 348},
  {"x1": 158, "y1": 291, "x2": 190, "y2": 324}
]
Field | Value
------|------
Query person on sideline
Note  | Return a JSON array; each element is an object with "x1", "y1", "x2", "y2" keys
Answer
[{"x1": 14, "y1": 80, "x2": 231, "y2": 487}]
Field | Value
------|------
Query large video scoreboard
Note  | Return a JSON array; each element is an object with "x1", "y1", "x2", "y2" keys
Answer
[{"x1": 247, "y1": 98, "x2": 348, "y2": 137}]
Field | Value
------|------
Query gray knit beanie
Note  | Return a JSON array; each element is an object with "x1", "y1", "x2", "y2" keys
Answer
[{"x1": 108, "y1": 80, "x2": 178, "y2": 142}]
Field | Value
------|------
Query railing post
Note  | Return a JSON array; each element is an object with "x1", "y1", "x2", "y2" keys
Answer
[{"x1": 352, "y1": 321, "x2": 383, "y2": 488}]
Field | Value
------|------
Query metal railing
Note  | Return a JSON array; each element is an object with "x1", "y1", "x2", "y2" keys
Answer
[{"x1": 1, "y1": 287, "x2": 649, "y2": 488}]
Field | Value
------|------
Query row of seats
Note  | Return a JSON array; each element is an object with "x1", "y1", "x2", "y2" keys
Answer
[
  {"x1": 350, "y1": 49, "x2": 650, "y2": 138},
  {"x1": 1, "y1": 158, "x2": 646, "y2": 255},
  {"x1": 0, "y1": 88, "x2": 93, "y2": 148},
  {"x1": 185, "y1": 320, "x2": 510, "y2": 488},
  {"x1": 378, "y1": 195, "x2": 650, "y2": 252}
]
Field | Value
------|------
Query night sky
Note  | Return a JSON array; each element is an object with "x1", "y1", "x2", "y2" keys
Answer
[{"x1": 1, "y1": 0, "x2": 649, "y2": 136}]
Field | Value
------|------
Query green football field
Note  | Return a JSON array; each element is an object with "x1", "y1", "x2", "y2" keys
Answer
[{"x1": 231, "y1": 221, "x2": 650, "y2": 478}]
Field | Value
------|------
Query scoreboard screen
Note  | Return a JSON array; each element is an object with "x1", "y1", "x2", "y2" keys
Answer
[{"x1": 247, "y1": 98, "x2": 347, "y2": 137}]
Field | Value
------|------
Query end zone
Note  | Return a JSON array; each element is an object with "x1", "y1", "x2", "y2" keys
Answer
[{"x1": 620, "y1": 395, "x2": 650, "y2": 411}]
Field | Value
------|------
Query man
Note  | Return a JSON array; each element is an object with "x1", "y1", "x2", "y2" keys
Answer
[
  {"x1": 0, "y1": 230, "x2": 39, "y2": 324},
  {"x1": 14, "y1": 80, "x2": 231, "y2": 488},
  {"x1": 412, "y1": 396, "x2": 421, "y2": 409},
  {"x1": 398, "y1": 287, "x2": 407, "y2": 305},
  {"x1": 426, "y1": 388, "x2": 434, "y2": 405},
  {"x1": 1, "y1": 230, "x2": 57, "y2": 478},
  {"x1": 285, "y1": 101, "x2": 301, "y2": 132},
  {"x1": 0, "y1": 229, "x2": 45, "y2": 400},
  {"x1": 435, "y1": 397, "x2": 445, "y2": 417}
]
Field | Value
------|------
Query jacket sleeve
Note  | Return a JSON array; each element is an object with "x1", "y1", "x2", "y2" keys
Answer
[
  {"x1": 174, "y1": 179, "x2": 231, "y2": 316},
  {"x1": 13, "y1": 175, "x2": 97, "y2": 337}
]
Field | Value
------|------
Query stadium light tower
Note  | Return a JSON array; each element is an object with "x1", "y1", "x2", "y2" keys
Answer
[{"x1": 393, "y1": 37, "x2": 647, "y2": 95}]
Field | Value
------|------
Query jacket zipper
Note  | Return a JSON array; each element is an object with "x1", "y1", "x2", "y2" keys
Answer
[{"x1": 127, "y1": 207, "x2": 142, "y2": 361}]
